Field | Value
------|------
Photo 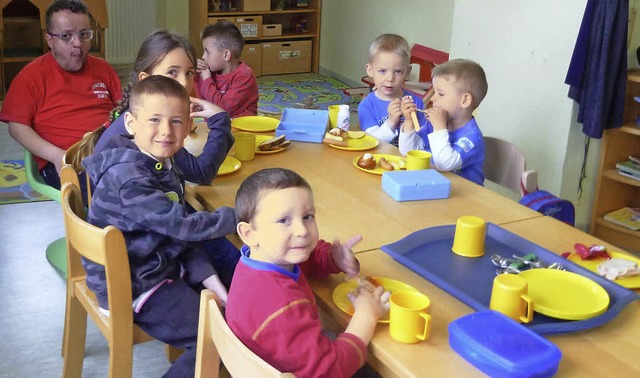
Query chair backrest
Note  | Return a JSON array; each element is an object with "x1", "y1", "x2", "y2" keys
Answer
[
  {"x1": 63, "y1": 128, "x2": 105, "y2": 204},
  {"x1": 195, "y1": 289, "x2": 296, "y2": 378},
  {"x1": 24, "y1": 149, "x2": 61, "y2": 202},
  {"x1": 62, "y1": 182, "x2": 182, "y2": 376},
  {"x1": 483, "y1": 136, "x2": 526, "y2": 194},
  {"x1": 61, "y1": 182, "x2": 135, "y2": 347}
]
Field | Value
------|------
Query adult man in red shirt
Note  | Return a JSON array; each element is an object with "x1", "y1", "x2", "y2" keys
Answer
[{"x1": 0, "y1": 0, "x2": 121, "y2": 188}]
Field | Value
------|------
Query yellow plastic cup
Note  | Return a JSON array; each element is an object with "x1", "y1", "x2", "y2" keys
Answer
[
  {"x1": 389, "y1": 291, "x2": 432, "y2": 344},
  {"x1": 489, "y1": 274, "x2": 534, "y2": 323},
  {"x1": 406, "y1": 150, "x2": 432, "y2": 170},
  {"x1": 233, "y1": 132, "x2": 256, "y2": 161},
  {"x1": 328, "y1": 104, "x2": 340, "y2": 128},
  {"x1": 451, "y1": 215, "x2": 486, "y2": 257}
]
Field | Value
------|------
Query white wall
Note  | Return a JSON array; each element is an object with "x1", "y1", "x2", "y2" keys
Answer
[{"x1": 319, "y1": 0, "x2": 453, "y2": 86}]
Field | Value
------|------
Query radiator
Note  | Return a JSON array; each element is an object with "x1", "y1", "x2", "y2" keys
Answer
[{"x1": 104, "y1": 0, "x2": 157, "y2": 64}]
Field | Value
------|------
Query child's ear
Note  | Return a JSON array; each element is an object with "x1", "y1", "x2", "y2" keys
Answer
[
  {"x1": 237, "y1": 221, "x2": 257, "y2": 247},
  {"x1": 223, "y1": 50, "x2": 232, "y2": 62},
  {"x1": 461, "y1": 92, "x2": 473, "y2": 109},
  {"x1": 124, "y1": 111, "x2": 136, "y2": 135},
  {"x1": 365, "y1": 63, "x2": 374, "y2": 78}
]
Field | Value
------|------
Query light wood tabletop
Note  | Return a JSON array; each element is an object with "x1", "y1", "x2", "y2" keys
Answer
[
  {"x1": 189, "y1": 135, "x2": 543, "y2": 252},
  {"x1": 310, "y1": 216, "x2": 640, "y2": 377}
]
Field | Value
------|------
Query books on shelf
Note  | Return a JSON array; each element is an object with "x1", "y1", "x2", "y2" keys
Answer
[
  {"x1": 616, "y1": 157, "x2": 640, "y2": 180},
  {"x1": 604, "y1": 207, "x2": 640, "y2": 231}
]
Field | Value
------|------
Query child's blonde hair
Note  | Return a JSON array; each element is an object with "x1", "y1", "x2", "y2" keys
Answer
[
  {"x1": 368, "y1": 34, "x2": 410, "y2": 66},
  {"x1": 432, "y1": 59, "x2": 488, "y2": 109}
]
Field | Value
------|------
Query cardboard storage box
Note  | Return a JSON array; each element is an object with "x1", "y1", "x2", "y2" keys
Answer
[
  {"x1": 261, "y1": 40, "x2": 312, "y2": 75},
  {"x1": 243, "y1": 44, "x2": 262, "y2": 77},
  {"x1": 275, "y1": 108, "x2": 328, "y2": 143},
  {"x1": 242, "y1": 0, "x2": 270, "y2": 11},
  {"x1": 382, "y1": 170, "x2": 451, "y2": 202},
  {"x1": 208, "y1": 16, "x2": 262, "y2": 38},
  {"x1": 262, "y1": 24, "x2": 283, "y2": 36},
  {"x1": 235, "y1": 16, "x2": 262, "y2": 38}
]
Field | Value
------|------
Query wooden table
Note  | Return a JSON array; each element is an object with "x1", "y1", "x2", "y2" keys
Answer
[
  {"x1": 310, "y1": 216, "x2": 640, "y2": 377},
  {"x1": 191, "y1": 136, "x2": 543, "y2": 252}
]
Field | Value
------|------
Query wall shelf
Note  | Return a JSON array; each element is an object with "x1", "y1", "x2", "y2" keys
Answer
[{"x1": 589, "y1": 74, "x2": 640, "y2": 254}]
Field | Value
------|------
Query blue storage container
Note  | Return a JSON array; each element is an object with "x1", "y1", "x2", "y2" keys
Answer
[
  {"x1": 381, "y1": 169, "x2": 450, "y2": 201},
  {"x1": 449, "y1": 310, "x2": 562, "y2": 378},
  {"x1": 275, "y1": 108, "x2": 329, "y2": 143}
]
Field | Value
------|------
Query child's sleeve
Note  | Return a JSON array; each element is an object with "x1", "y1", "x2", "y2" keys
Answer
[
  {"x1": 173, "y1": 112, "x2": 233, "y2": 184},
  {"x1": 300, "y1": 240, "x2": 341, "y2": 278},
  {"x1": 118, "y1": 172, "x2": 237, "y2": 241},
  {"x1": 246, "y1": 291, "x2": 368, "y2": 377},
  {"x1": 428, "y1": 129, "x2": 463, "y2": 171},
  {"x1": 197, "y1": 70, "x2": 258, "y2": 117}
]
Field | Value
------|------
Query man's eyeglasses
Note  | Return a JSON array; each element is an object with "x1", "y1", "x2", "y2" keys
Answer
[{"x1": 47, "y1": 30, "x2": 94, "y2": 43}]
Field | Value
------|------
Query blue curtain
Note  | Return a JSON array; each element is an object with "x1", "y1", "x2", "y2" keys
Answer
[{"x1": 565, "y1": 0, "x2": 628, "y2": 139}]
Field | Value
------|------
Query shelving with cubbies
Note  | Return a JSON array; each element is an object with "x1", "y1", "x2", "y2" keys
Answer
[
  {"x1": 589, "y1": 70, "x2": 640, "y2": 254},
  {"x1": 189, "y1": 0, "x2": 321, "y2": 76}
]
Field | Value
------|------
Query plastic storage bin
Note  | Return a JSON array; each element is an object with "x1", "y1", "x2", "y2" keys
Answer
[
  {"x1": 275, "y1": 108, "x2": 329, "y2": 143},
  {"x1": 382, "y1": 169, "x2": 451, "y2": 201},
  {"x1": 449, "y1": 310, "x2": 562, "y2": 378}
]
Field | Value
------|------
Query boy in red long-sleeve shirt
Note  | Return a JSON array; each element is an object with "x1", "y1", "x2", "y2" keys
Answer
[
  {"x1": 226, "y1": 168, "x2": 389, "y2": 377},
  {"x1": 195, "y1": 21, "x2": 259, "y2": 118}
]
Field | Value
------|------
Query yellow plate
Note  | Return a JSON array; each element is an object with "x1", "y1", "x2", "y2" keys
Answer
[
  {"x1": 567, "y1": 252, "x2": 640, "y2": 289},
  {"x1": 328, "y1": 134, "x2": 379, "y2": 151},
  {"x1": 231, "y1": 116, "x2": 279, "y2": 132},
  {"x1": 518, "y1": 269, "x2": 609, "y2": 320},
  {"x1": 332, "y1": 277, "x2": 417, "y2": 323},
  {"x1": 254, "y1": 135, "x2": 289, "y2": 155},
  {"x1": 352, "y1": 154, "x2": 405, "y2": 175},
  {"x1": 217, "y1": 156, "x2": 241, "y2": 176}
]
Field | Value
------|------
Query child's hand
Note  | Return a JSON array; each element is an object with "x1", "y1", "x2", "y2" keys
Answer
[
  {"x1": 400, "y1": 96, "x2": 418, "y2": 132},
  {"x1": 202, "y1": 274, "x2": 228, "y2": 306},
  {"x1": 349, "y1": 285, "x2": 389, "y2": 318},
  {"x1": 197, "y1": 59, "x2": 211, "y2": 80},
  {"x1": 330, "y1": 235, "x2": 363, "y2": 277},
  {"x1": 190, "y1": 97, "x2": 225, "y2": 119},
  {"x1": 345, "y1": 286, "x2": 390, "y2": 343},
  {"x1": 427, "y1": 107, "x2": 448, "y2": 131},
  {"x1": 387, "y1": 98, "x2": 402, "y2": 128}
]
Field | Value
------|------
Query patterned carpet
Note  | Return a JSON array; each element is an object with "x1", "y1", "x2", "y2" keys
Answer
[
  {"x1": 0, "y1": 160, "x2": 49, "y2": 205},
  {"x1": 257, "y1": 73, "x2": 366, "y2": 115}
]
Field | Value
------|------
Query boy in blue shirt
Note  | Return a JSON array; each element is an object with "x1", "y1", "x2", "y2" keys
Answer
[
  {"x1": 358, "y1": 34, "x2": 428, "y2": 145},
  {"x1": 399, "y1": 59, "x2": 488, "y2": 185}
]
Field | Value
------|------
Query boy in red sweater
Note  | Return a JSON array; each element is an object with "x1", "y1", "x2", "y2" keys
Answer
[
  {"x1": 226, "y1": 168, "x2": 388, "y2": 377},
  {"x1": 195, "y1": 21, "x2": 259, "y2": 118}
]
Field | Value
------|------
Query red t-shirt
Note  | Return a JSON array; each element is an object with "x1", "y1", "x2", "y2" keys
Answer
[
  {"x1": 194, "y1": 61, "x2": 258, "y2": 118},
  {"x1": 0, "y1": 53, "x2": 122, "y2": 169}
]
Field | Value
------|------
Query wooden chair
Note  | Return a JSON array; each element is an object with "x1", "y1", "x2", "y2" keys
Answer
[
  {"x1": 483, "y1": 136, "x2": 537, "y2": 197},
  {"x1": 195, "y1": 289, "x2": 295, "y2": 378},
  {"x1": 60, "y1": 182, "x2": 181, "y2": 378}
]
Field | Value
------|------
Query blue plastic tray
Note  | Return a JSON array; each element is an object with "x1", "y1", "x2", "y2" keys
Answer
[{"x1": 381, "y1": 223, "x2": 639, "y2": 335}]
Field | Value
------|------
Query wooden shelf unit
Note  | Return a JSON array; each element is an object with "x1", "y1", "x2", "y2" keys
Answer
[
  {"x1": 589, "y1": 71, "x2": 640, "y2": 254},
  {"x1": 189, "y1": 0, "x2": 321, "y2": 75}
]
